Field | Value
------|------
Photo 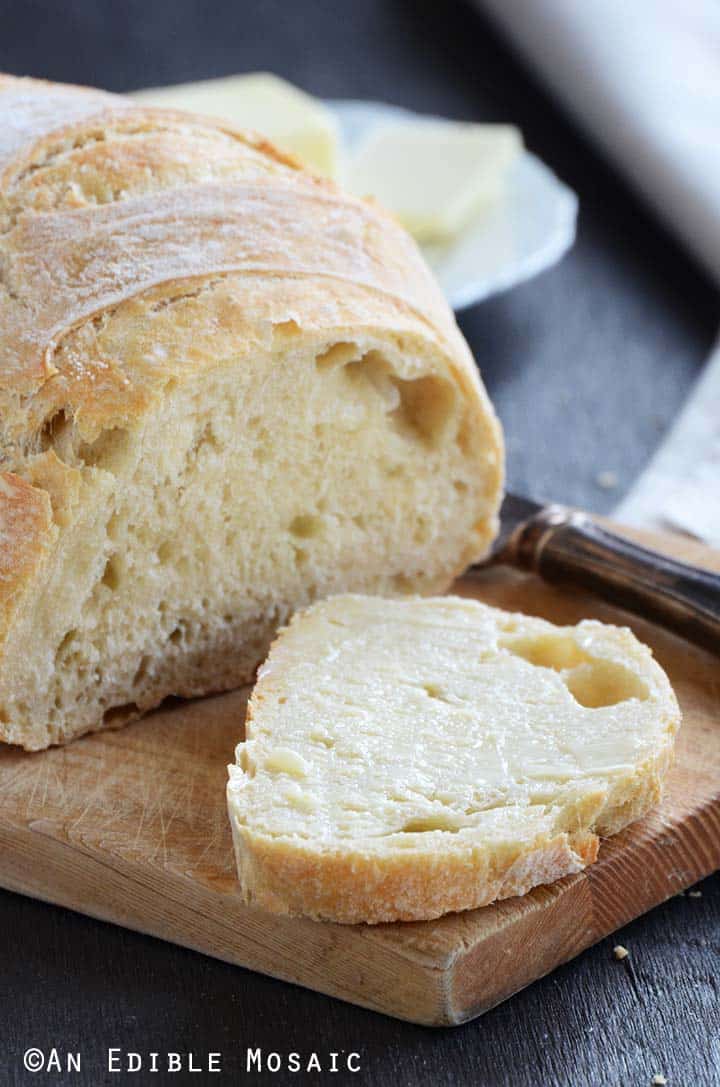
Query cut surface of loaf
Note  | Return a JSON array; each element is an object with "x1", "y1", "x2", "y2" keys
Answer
[
  {"x1": 227, "y1": 595, "x2": 681, "y2": 924},
  {"x1": 0, "y1": 76, "x2": 502, "y2": 749}
]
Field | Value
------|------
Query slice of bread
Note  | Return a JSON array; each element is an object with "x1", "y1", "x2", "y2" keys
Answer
[{"x1": 227, "y1": 594, "x2": 681, "y2": 924}]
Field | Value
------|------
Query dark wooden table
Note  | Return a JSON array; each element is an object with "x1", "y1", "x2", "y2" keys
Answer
[{"x1": 1, "y1": 2, "x2": 718, "y2": 1084}]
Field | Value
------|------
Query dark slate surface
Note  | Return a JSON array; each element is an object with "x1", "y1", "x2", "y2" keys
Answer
[{"x1": 0, "y1": 2, "x2": 718, "y2": 1084}]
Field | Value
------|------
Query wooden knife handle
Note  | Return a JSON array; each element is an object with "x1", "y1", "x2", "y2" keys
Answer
[{"x1": 507, "y1": 505, "x2": 720, "y2": 653}]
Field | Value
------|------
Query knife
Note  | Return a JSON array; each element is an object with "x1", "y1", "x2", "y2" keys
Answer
[{"x1": 475, "y1": 493, "x2": 720, "y2": 653}]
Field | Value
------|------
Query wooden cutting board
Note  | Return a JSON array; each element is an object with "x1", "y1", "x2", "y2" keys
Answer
[{"x1": 0, "y1": 526, "x2": 718, "y2": 1026}]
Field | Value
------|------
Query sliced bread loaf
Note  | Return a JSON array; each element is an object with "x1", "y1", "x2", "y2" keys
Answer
[
  {"x1": 227, "y1": 594, "x2": 681, "y2": 924},
  {"x1": 0, "y1": 76, "x2": 501, "y2": 749}
]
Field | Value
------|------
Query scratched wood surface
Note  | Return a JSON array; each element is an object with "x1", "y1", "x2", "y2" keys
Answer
[{"x1": 0, "y1": 526, "x2": 717, "y2": 1026}]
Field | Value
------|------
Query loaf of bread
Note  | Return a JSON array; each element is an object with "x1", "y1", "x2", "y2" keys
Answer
[
  {"x1": 0, "y1": 76, "x2": 502, "y2": 749},
  {"x1": 227, "y1": 595, "x2": 680, "y2": 923}
]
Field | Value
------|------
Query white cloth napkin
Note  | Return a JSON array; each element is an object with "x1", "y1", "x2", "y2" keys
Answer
[
  {"x1": 615, "y1": 336, "x2": 720, "y2": 544},
  {"x1": 478, "y1": 0, "x2": 720, "y2": 544}
]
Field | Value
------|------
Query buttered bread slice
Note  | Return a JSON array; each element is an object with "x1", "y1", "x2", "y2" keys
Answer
[{"x1": 227, "y1": 594, "x2": 681, "y2": 924}]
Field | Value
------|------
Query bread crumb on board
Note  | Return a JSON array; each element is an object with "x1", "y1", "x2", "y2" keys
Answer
[
  {"x1": 688, "y1": 889, "x2": 703, "y2": 898},
  {"x1": 613, "y1": 944, "x2": 630, "y2": 961},
  {"x1": 651, "y1": 1075, "x2": 667, "y2": 1085}
]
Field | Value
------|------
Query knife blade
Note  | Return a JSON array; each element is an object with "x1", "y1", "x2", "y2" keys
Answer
[{"x1": 472, "y1": 491, "x2": 720, "y2": 653}]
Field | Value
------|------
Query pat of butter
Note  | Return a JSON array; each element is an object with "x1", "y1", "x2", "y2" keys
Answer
[
  {"x1": 345, "y1": 120, "x2": 522, "y2": 242},
  {"x1": 132, "y1": 73, "x2": 340, "y2": 178}
]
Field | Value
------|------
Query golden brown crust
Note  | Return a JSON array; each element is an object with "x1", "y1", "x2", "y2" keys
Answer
[
  {"x1": 0, "y1": 75, "x2": 461, "y2": 398},
  {"x1": 230, "y1": 823, "x2": 599, "y2": 924}
]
